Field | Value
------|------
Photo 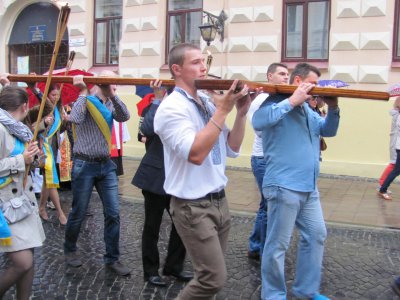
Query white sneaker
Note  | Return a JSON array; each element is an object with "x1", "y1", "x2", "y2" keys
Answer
[{"x1": 47, "y1": 201, "x2": 56, "y2": 210}]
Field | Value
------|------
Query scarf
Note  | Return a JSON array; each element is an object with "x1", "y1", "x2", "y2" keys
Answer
[
  {"x1": 85, "y1": 95, "x2": 113, "y2": 149},
  {"x1": 59, "y1": 132, "x2": 72, "y2": 182},
  {"x1": 0, "y1": 138, "x2": 25, "y2": 189},
  {"x1": 0, "y1": 108, "x2": 33, "y2": 142},
  {"x1": 41, "y1": 133, "x2": 59, "y2": 188},
  {"x1": 46, "y1": 107, "x2": 62, "y2": 139}
]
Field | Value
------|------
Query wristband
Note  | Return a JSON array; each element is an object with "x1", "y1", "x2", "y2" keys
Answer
[{"x1": 210, "y1": 118, "x2": 223, "y2": 131}]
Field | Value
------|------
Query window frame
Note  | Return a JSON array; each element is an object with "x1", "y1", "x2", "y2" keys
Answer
[
  {"x1": 93, "y1": 0, "x2": 122, "y2": 66},
  {"x1": 393, "y1": 0, "x2": 400, "y2": 62},
  {"x1": 282, "y1": 0, "x2": 331, "y2": 63},
  {"x1": 165, "y1": 1, "x2": 203, "y2": 62}
]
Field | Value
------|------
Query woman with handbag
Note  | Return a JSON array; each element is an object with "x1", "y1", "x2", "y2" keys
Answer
[{"x1": 0, "y1": 86, "x2": 45, "y2": 299}]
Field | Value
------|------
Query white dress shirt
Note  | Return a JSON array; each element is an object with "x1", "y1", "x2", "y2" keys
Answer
[
  {"x1": 154, "y1": 89, "x2": 239, "y2": 199},
  {"x1": 247, "y1": 93, "x2": 269, "y2": 157}
]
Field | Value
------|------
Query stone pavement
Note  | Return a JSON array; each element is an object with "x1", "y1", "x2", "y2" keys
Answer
[{"x1": 1, "y1": 158, "x2": 400, "y2": 299}]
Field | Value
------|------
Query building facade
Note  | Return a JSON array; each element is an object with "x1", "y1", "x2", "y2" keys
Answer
[{"x1": 0, "y1": 0, "x2": 399, "y2": 178}]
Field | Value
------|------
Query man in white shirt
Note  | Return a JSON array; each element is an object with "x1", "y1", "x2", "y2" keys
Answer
[
  {"x1": 154, "y1": 43, "x2": 261, "y2": 300},
  {"x1": 247, "y1": 63, "x2": 289, "y2": 260}
]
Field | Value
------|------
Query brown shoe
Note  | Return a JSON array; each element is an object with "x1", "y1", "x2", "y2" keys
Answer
[{"x1": 377, "y1": 191, "x2": 392, "y2": 200}]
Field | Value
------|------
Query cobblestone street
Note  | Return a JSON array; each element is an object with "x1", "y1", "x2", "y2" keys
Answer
[{"x1": 1, "y1": 190, "x2": 400, "y2": 299}]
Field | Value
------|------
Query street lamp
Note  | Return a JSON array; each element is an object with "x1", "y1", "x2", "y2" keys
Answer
[{"x1": 199, "y1": 10, "x2": 228, "y2": 46}]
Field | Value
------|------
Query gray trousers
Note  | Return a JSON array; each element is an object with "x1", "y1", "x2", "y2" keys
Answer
[{"x1": 170, "y1": 196, "x2": 231, "y2": 300}]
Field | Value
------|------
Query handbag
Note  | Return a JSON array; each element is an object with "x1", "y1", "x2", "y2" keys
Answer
[
  {"x1": 35, "y1": 138, "x2": 46, "y2": 169},
  {"x1": 320, "y1": 137, "x2": 327, "y2": 151},
  {"x1": 36, "y1": 148, "x2": 46, "y2": 169},
  {"x1": 1, "y1": 194, "x2": 34, "y2": 224}
]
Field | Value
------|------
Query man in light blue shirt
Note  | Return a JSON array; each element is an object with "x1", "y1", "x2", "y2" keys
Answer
[{"x1": 253, "y1": 63, "x2": 340, "y2": 300}]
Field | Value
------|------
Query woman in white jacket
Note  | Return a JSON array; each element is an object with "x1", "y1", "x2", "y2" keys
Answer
[{"x1": 0, "y1": 86, "x2": 45, "y2": 299}]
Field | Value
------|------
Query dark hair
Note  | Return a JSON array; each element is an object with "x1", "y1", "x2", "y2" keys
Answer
[
  {"x1": 289, "y1": 63, "x2": 321, "y2": 84},
  {"x1": 49, "y1": 83, "x2": 60, "y2": 92},
  {"x1": 267, "y1": 63, "x2": 288, "y2": 76},
  {"x1": 0, "y1": 86, "x2": 28, "y2": 112},
  {"x1": 48, "y1": 83, "x2": 62, "y2": 109},
  {"x1": 23, "y1": 100, "x2": 53, "y2": 128},
  {"x1": 168, "y1": 43, "x2": 201, "y2": 78}
]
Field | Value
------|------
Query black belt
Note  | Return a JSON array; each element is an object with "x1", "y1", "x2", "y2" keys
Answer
[
  {"x1": 202, "y1": 189, "x2": 225, "y2": 201},
  {"x1": 74, "y1": 153, "x2": 110, "y2": 163}
]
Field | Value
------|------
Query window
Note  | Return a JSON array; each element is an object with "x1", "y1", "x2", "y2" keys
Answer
[
  {"x1": 394, "y1": 0, "x2": 400, "y2": 62},
  {"x1": 8, "y1": 3, "x2": 69, "y2": 75},
  {"x1": 166, "y1": 0, "x2": 203, "y2": 57},
  {"x1": 94, "y1": 0, "x2": 122, "y2": 65},
  {"x1": 283, "y1": 0, "x2": 330, "y2": 62}
]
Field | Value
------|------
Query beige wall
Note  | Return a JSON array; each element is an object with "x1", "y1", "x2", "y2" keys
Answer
[{"x1": 1, "y1": 0, "x2": 400, "y2": 178}]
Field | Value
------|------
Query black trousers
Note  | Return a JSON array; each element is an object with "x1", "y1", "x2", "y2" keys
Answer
[{"x1": 142, "y1": 190, "x2": 186, "y2": 279}]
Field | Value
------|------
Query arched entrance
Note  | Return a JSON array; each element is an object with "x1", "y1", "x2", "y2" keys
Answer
[{"x1": 8, "y1": 2, "x2": 69, "y2": 75}]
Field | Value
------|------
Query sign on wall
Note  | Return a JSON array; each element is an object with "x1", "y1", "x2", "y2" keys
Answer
[
  {"x1": 69, "y1": 37, "x2": 85, "y2": 47},
  {"x1": 29, "y1": 25, "x2": 47, "y2": 42}
]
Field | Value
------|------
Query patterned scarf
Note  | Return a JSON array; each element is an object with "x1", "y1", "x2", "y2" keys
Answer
[{"x1": 0, "y1": 107, "x2": 33, "y2": 142}]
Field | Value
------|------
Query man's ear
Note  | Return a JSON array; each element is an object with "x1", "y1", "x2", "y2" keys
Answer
[
  {"x1": 171, "y1": 64, "x2": 181, "y2": 77},
  {"x1": 292, "y1": 75, "x2": 302, "y2": 85}
]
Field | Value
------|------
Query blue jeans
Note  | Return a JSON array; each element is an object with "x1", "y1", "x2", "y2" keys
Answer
[
  {"x1": 380, "y1": 149, "x2": 400, "y2": 193},
  {"x1": 64, "y1": 158, "x2": 120, "y2": 264},
  {"x1": 248, "y1": 156, "x2": 267, "y2": 256},
  {"x1": 261, "y1": 186, "x2": 327, "y2": 300}
]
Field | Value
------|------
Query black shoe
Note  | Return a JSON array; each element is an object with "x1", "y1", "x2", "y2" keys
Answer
[
  {"x1": 163, "y1": 270, "x2": 193, "y2": 282},
  {"x1": 247, "y1": 250, "x2": 260, "y2": 260},
  {"x1": 147, "y1": 275, "x2": 167, "y2": 287},
  {"x1": 105, "y1": 261, "x2": 131, "y2": 276},
  {"x1": 392, "y1": 280, "x2": 400, "y2": 297},
  {"x1": 65, "y1": 252, "x2": 82, "y2": 268}
]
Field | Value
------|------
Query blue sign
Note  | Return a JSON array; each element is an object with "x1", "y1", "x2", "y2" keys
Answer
[{"x1": 29, "y1": 25, "x2": 47, "y2": 42}]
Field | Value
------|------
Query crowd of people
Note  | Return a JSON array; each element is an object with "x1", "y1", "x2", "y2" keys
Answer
[{"x1": 0, "y1": 42, "x2": 399, "y2": 300}]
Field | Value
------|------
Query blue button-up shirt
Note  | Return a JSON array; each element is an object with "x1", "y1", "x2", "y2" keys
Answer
[{"x1": 252, "y1": 98, "x2": 340, "y2": 192}]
